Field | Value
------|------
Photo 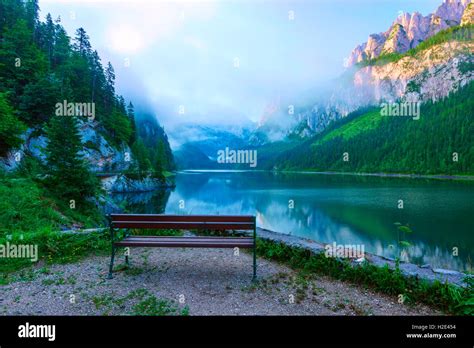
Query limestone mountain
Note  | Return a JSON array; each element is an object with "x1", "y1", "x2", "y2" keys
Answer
[
  {"x1": 347, "y1": 0, "x2": 472, "y2": 66},
  {"x1": 285, "y1": 0, "x2": 474, "y2": 140}
]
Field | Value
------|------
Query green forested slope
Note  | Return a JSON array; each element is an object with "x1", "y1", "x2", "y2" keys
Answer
[{"x1": 269, "y1": 82, "x2": 474, "y2": 175}]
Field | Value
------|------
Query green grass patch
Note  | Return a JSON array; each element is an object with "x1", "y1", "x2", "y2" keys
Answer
[
  {"x1": 0, "y1": 176, "x2": 103, "y2": 237},
  {"x1": 132, "y1": 295, "x2": 188, "y2": 316},
  {"x1": 0, "y1": 229, "x2": 109, "y2": 284},
  {"x1": 0, "y1": 178, "x2": 66, "y2": 236},
  {"x1": 91, "y1": 289, "x2": 188, "y2": 316}
]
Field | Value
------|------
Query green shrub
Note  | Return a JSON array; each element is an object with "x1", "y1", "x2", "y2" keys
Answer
[{"x1": 0, "y1": 229, "x2": 109, "y2": 283}]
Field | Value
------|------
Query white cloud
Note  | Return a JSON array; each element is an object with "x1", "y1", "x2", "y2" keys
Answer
[
  {"x1": 106, "y1": 25, "x2": 145, "y2": 54},
  {"x1": 183, "y1": 35, "x2": 207, "y2": 51}
]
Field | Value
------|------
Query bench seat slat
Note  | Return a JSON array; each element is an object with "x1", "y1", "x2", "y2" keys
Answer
[
  {"x1": 124, "y1": 236, "x2": 252, "y2": 241},
  {"x1": 124, "y1": 235, "x2": 250, "y2": 239},
  {"x1": 114, "y1": 236, "x2": 254, "y2": 248}
]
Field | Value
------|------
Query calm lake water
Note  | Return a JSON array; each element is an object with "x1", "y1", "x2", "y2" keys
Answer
[{"x1": 112, "y1": 170, "x2": 474, "y2": 272}]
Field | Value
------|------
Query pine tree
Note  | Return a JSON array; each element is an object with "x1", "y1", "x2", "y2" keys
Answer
[
  {"x1": 127, "y1": 102, "x2": 137, "y2": 144},
  {"x1": 44, "y1": 116, "x2": 99, "y2": 202},
  {"x1": 153, "y1": 140, "x2": 165, "y2": 172},
  {"x1": 52, "y1": 17, "x2": 70, "y2": 69},
  {"x1": 39, "y1": 13, "x2": 55, "y2": 66},
  {"x1": 104, "y1": 62, "x2": 115, "y2": 109},
  {"x1": 24, "y1": 0, "x2": 39, "y2": 36},
  {"x1": 90, "y1": 50, "x2": 105, "y2": 104},
  {"x1": 19, "y1": 74, "x2": 61, "y2": 126},
  {"x1": 0, "y1": 92, "x2": 26, "y2": 156},
  {"x1": 73, "y1": 27, "x2": 92, "y2": 58}
]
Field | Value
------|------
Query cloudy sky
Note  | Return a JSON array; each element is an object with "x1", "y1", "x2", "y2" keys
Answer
[{"x1": 39, "y1": 0, "x2": 441, "y2": 127}]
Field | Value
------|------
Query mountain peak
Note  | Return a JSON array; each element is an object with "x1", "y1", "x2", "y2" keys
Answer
[{"x1": 346, "y1": 0, "x2": 472, "y2": 67}]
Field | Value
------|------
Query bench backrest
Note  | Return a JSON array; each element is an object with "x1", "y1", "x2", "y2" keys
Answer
[{"x1": 110, "y1": 214, "x2": 256, "y2": 231}]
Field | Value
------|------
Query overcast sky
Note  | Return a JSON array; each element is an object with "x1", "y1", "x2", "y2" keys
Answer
[{"x1": 39, "y1": 0, "x2": 441, "y2": 127}]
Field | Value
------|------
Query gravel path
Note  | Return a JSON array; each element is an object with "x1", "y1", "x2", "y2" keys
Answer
[{"x1": 0, "y1": 247, "x2": 439, "y2": 316}]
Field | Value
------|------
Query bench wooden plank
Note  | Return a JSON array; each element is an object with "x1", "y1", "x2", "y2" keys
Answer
[
  {"x1": 124, "y1": 235, "x2": 250, "y2": 239},
  {"x1": 115, "y1": 242, "x2": 253, "y2": 248},
  {"x1": 112, "y1": 221, "x2": 255, "y2": 230},
  {"x1": 122, "y1": 236, "x2": 253, "y2": 241},
  {"x1": 115, "y1": 236, "x2": 254, "y2": 248},
  {"x1": 110, "y1": 214, "x2": 254, "y2": 222},
  {"x1": 118, "y1": 242, "x2": 252, "y2": 245},
  {"x1": 118, "y1": 237, "x2": 253, "y2": 244}
]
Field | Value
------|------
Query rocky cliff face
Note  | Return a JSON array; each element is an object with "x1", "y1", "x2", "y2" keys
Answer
[
  {"x1": 351, "y1": 41, "x2": 474, "y2": 104},
  {"x1": 381, "y1": 24, "x2": 411, "y2": 55},
  {"x1": 347, "y1": 0, "x2": 472, "y2": 66},
  {"x1": 0, "y1": 120, "x2": 173, "y2": 192},
  {"x1": 0, "y1": 120, "x2": 132, "y2": 173},
  {"x1": 80, "y1": 121, "x2": 132, "y2": 172}
]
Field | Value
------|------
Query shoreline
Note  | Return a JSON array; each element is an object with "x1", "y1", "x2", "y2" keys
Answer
[
  {"x1": 280, "y1": 170, "x2": 474, "y2": 181},
  {"x1": 252, "y1": 227, "x2": 471, "y2": 288},
  {"x1": 180, "y1": 169, "x2": 474, "y2": 181}
]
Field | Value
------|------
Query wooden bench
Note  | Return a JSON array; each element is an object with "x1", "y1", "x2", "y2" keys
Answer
[{"x1": 107, "y1": 214, "x2": 257, "y2": 280}]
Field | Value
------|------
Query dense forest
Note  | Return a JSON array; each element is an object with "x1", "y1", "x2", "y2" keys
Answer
[
  {"x1": 264, "y1": 81, "x2": 474, "y2": 175},
  {"x1": 0, "y1": 0, "x2": 174, "y2": 208}
]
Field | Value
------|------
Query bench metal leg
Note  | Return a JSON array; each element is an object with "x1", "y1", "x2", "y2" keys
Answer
[
  {"x1": 108, "y1": 246, "x2": 116, "y2": 279},
  {"x1": 124, "y1": 230, "x2": 130, "y2": 267},
  {"x1": 252, "y1": 248, "x2": 257, "y2": 281},
  {"x1": 252, "y1": 221, "x2": 257, "y2": 281}
]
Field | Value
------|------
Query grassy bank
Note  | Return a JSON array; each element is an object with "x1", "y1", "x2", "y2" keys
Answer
[{"x1": 0, "y1": 176, "x2": 109, "y2": 282}]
